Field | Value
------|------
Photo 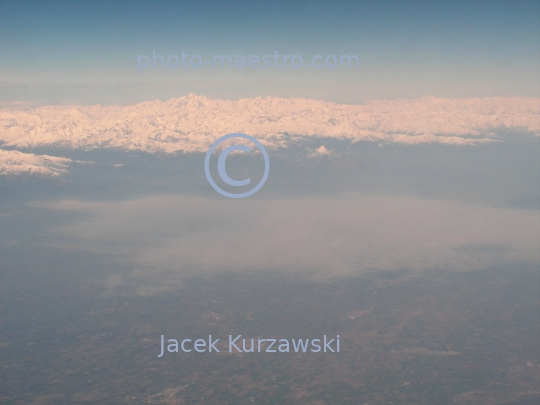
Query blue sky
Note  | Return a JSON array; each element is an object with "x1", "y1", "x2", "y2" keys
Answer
[{"x1": 0, "y1": 0, "x2": 538, "y2": 105}]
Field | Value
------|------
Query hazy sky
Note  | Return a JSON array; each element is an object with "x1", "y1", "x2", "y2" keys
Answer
[{"x1": 1, "y1": 0, "x2": 538, "y2": 105}]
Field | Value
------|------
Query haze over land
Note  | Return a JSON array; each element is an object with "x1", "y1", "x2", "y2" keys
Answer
[{"x1": 0, "y1": 95, "x2": 538, "y2": 285}]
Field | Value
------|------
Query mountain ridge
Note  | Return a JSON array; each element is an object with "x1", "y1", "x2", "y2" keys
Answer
[
  {"x1": 0, "y1": 94, "x2": 538, "y2": 155},
  {"x1": 0, "y1": 149, "x2": 71, "y2": 177}
]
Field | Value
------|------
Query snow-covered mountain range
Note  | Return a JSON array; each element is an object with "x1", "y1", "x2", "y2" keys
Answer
[
  {"x1": 1, "y1": 95, "x2": 538, "y2": 154},
  {"x1": 0, "y1": 149, "x2": 71, "y2": 177},
  {"x1": 0, "y1": 94, "x2": 538, "y2": 176}
]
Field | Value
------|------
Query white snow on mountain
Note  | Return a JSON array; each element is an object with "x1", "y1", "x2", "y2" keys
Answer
[
  {"x1": 0, "y1": 149, "x2": 71, "y2": 177},
  {"x1": 0, "y1": 95, "x2": 538, "y2": 154}
]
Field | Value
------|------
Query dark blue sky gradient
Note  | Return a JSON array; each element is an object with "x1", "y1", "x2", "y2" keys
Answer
[{"x1": 0, "y1": 0, "x2": 538, "y2": 104}]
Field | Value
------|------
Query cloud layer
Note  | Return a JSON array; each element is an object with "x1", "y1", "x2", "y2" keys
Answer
[{"x1": 28, "y1": 195, "x2": 540, "y2": 292}]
